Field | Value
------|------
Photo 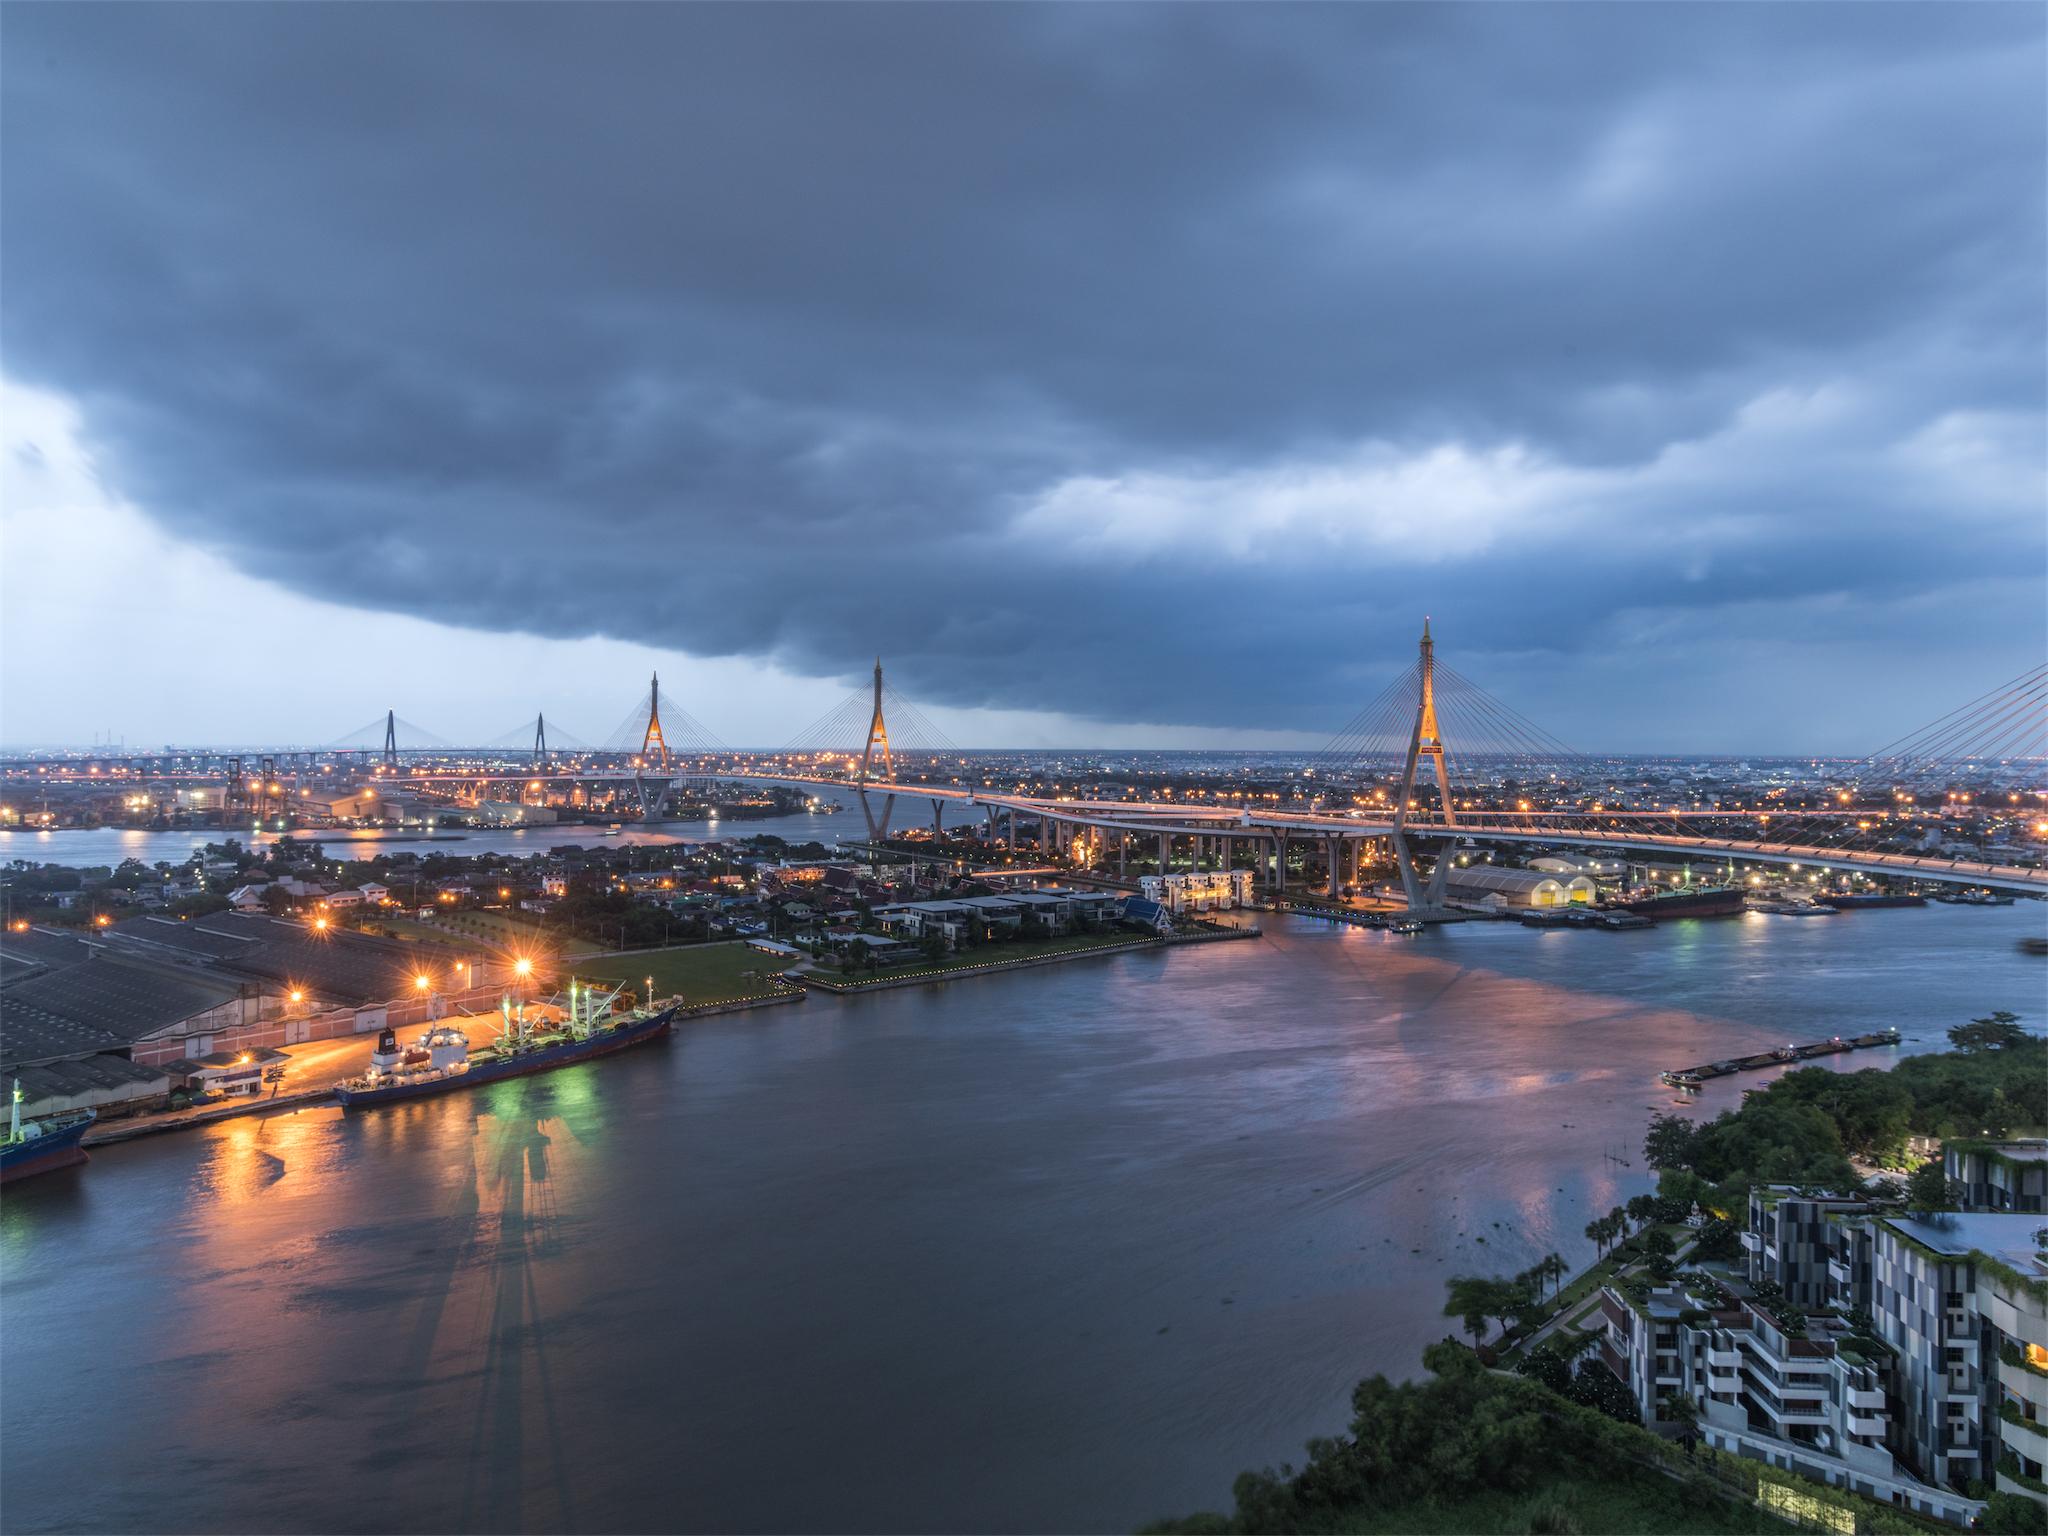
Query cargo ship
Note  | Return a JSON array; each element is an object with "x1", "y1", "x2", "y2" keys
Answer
[
  {"x1": 1620, "y1": 885, "x2": 1746, "y2": 919},
  {"x1": 1, "y1": 1082, "x2": 94, "y2": 1185},
  {"x1": 1816, "y1": 892, "x2": 1927, "y2": 910},
  {"x1": 335, "y1": 980, "x2": 674, "y2": 1109}
]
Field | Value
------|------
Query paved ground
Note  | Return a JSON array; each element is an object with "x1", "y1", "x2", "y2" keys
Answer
[{"x1": 84, "y1": 1031, "x2": 389, "y2": 1145}]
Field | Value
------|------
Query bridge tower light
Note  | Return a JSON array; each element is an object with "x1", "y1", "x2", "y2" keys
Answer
[{"x1": 640, "y1": 674, "x2": 671, "y2": 771}]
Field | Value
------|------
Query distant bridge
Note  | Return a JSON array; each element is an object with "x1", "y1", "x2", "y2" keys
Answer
[{"x1": 5, "y1": 635, "x2": 2042, "y2": 904}]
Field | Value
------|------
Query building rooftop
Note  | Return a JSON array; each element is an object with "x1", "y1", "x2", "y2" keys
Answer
[
  {"x1": 1, "y1": 957, "x2": 246, "y2": 1066},
  {"x1": 10, "y1": 1052, "x2": 169, "y2": 1105},
  {"x1": 1884, "y1": 1212, "x2": 2048, "y2": 1275},
  {"x1": 0, "y1": 925, "x2": 100, "y2": 984}
]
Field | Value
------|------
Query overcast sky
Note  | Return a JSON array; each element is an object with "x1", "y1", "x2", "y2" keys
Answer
[{"x1": 3, "y1": 4, "x2": 2042, "y2": 753}]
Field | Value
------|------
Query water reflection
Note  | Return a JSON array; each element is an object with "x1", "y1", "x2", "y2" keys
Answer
[{"x1": 2, "y1": 903, "x2": 2041, "y2": 1534}]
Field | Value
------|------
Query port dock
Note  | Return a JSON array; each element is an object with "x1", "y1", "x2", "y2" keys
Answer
[{"x1": 1660, "y1": 1028, "x2": 1902, "y2": 1089}]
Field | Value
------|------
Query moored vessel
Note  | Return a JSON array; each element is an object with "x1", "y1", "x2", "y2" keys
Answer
[
  {"x1": 335, "y1": 979, "x2": 675, "y2": 1109},
  {"x1": 1, "y1": 1081, "x2": 95, "y2": 1185},
  {"x1": 1620, "y1": 885, "x2": 1746, "y2": 919}
]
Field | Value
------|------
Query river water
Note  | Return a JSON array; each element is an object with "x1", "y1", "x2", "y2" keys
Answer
[
  {"x1": 0, "y1": 801, "x2": 860, "y2": 869},
  {"x1": 3, "y1": 904, "x2": 2043, "y2": 1534}
]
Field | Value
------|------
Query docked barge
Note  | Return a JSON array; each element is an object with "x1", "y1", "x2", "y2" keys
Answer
[{"x1": 1660, "y1": 1028, "x2": 1902, "y2": 1090}]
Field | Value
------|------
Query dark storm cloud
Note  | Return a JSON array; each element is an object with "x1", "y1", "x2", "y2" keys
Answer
[{"x1": 4, "y1": 3, "x2": 2042, "y2": 738}]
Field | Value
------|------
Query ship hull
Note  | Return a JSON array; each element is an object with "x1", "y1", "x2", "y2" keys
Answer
[
  {"x1": 1620, "y1": 888, "x2": 1746, "y2": 919},
  {"x1": 335, "y1": 1007, "x2": 676, "y2": 1109},
  {"x1": 1817, "y1": 894, "x2": 1927, "y2": 909},
  {"x1": 1, "y1": 1112, "x2": 95, "y2": 1186}
]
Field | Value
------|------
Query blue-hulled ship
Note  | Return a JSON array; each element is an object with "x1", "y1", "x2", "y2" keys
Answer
[
  {"x1": 334, "y1": 980, "x2": 674, "y2": 1109},
  {"x1": 1, "y1": 1081, "x2": 95, "y2": 1185}
]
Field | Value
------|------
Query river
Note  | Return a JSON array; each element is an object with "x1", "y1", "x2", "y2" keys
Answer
[
  {"x1": 2, "y1": 903, "x2": 2043, "y2": 1533},
  {"x1": 0, "y1": 798, "x2": 864, "y2": 869}
]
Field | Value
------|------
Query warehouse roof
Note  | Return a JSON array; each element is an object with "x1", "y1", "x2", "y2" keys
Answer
[
  {"x1": 0, "y1": 925, "x2": 100, "y2": 986},
  {"x1": 1440, "y1": 866, "x2": 1579, "y2": 894},
  {"x1": 2, "y1": 957, "x2": 244, "y2": 1066},
  {"x1": 10, "y1": 1052, "x2": 169, "y2": 1105}
]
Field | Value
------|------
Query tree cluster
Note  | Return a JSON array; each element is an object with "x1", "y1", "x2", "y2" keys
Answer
[{"x1": 1639, "y1": 1018, "x2": 2044, "y2": 1211}]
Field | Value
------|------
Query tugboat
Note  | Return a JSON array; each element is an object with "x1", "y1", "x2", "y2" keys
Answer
[
  {"x1": 0, "y1": 1080, "x2": 95, "y2": 1185},
  {"x1": 335, "y1": 978, "x2": 675, "y2": 1109}
]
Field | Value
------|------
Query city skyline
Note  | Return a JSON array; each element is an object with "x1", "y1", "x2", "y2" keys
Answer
[{"x1": 4, "y1": 5, "x2": 2044, "y2": 752}]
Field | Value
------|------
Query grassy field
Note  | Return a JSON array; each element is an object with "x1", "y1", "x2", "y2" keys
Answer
[
  {"x1": 574, "y1": 942, "x2": 796, "y2": 1005},
  {"x1": 369, "y1": 916, "x2": 477, "y2": 949},
  {"x1": 821, "y1": 929, "x2": 1157, "y2": 985},
  {"x1": 371, "y1": 910, "x2": 551, "y2": 951}
]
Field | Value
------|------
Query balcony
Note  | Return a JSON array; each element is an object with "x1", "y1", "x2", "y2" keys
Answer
[
  {"x1": 1741, "y1": 1231, "x2": 1761, "y2": 1253},
  {"x1": 1708, "y1": 1371, "x2": 1743, "y2": 1394},
  {"x1": 1828, "y1": 1259, "x2": 1851, "y2": 1286},
  {"x1": 1708, "y1": 1348, "x2": 1743, "y2": 1369},
  {"x1": 1848, "y1": 1386, "x2": 1887, "y2": 1410},
  {"x1": 1848, "y1": 1412, "x2": 1887, "y2": 1437}
]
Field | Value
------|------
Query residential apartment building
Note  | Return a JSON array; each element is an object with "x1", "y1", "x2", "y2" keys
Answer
[
  {"x1": 1945, "y1": 1140, "x2": 2047, "y2": 1216},
  {"x1": 1595, "y1": 1185, "x2": 2048, "y2": 1527}
]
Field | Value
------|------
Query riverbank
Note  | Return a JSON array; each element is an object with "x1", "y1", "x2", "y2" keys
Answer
[
  {"x1": 80, "y1": 990, "x2": 803, "y2": 1146},
  {"x1": 9, "y1": 905, "x2": 2040, "y2": 1536},
  {"x1": 793, "y1": 921, "x2": 1259, "y2": 994}
]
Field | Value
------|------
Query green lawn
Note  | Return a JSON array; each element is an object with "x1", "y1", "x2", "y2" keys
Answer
[
  {"x1": 574, "y1": 942, "x2": 796, "y2": 1006},
  {"x1": 821, "y1": 928, "x2": 1157, "y2": 984},
  {"x1": 369, "y1": 916, "x2": 478, "y2": 949},
  {"x1": 369, "y1": 910, "x2": 551, "y2": 951}
]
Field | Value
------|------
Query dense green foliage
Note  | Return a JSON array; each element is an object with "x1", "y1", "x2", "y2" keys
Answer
[
  {"x1": 1145, "y1": 1344, "x2": 1806, "y2": 1534},
  {"x1": 1641, "y1": 1024, "x2": 2046, "y2": 1208}
]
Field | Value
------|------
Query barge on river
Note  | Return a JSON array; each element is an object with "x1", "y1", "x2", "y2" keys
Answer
[
  {"x1": 1660, "y1": 1028, "x2": 1901, "y2": 1090},
  {"x1": 335, "y1": 979, "x2": 674, "y2": 1109}
]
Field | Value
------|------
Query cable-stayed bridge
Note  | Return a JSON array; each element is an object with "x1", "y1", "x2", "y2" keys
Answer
[{"x1": 5, "y1": 636, "x2": 2042, "y2": 899}]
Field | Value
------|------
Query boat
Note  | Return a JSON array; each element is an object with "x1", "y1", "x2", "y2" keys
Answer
[
  {"x1": 1816, "y1": 892, "x2": 1927, "y2": 909},
  {"x1": 1659, "y1": 1027, "x2": 1899, "y2": 1087},
  {"x1": 1388, "y1": 919, "x2": 1425, "y2": 935},
  {"x1": 1747, "y1": 897, "x2": 1836, "y2": 916},
  {"x1": 1597, "y1": 910, "x2": 1656, "y2": 930},
  {"x1": 1, "y1": 1081, "x2": 94, "y2": 1185},
  {"x1": 335, "y1": 980, "x2": 675, "y2": 1109},
  {"x1": 1621, "y1": 885, "x2": 1746, "y2": 919}
]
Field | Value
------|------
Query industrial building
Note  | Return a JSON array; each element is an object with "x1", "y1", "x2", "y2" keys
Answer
[
  {"x1": 1439, "y1": 865, "x2": 1595, "y2": 910},
  {"x1": 0, "y1": 913, "x2": 513, "y2": 1115}
]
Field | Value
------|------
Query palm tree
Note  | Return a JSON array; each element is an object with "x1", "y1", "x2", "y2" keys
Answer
[
  {"x1": 1584, "y1": 1216, "x2": 1607, "y2": 1259},
  {"x1": 1544, "y1": 1251, "x2": 1567, "y2": 1299}
]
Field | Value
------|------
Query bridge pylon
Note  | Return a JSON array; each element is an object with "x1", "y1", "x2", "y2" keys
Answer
[
  {"x1": 382, "y1": 710, "x2": 398, "y2": 771},
  {"x1": 1391, "y1": 618, "x2": 1459, "y2": 913},
  {"x1": 858, "y1": 657, "x2": 898, "y2": 843},
  {"x1": 634, "y1": 673, "x2": 673, "y2": 821}
]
